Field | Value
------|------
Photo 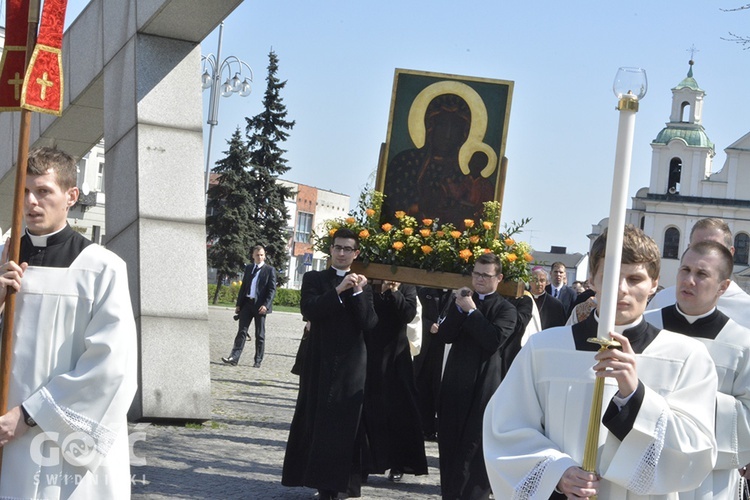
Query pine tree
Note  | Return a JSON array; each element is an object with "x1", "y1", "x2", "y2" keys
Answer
[
  {"x1": 206, "y1": 128, "x2": 255, "y2": 304},
  {"x1": 244, "y1": 49, "x2": 296, "y2": 283}
]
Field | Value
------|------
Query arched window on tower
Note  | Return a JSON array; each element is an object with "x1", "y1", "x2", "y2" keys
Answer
[
  {"x1": 667, "y1": 157, "x2": 682, "y2": 195},
  {"x1": 735, "y1": 233, "x2": 750, "y2": 265},
  {"x1": 663, "y1": 227, "x2": 680, "y2": 259},
  {"x1": 640, "y1": 216, "x2": 645, "y2": 230},
  {"x1": 680, "y1": 101, "x2": 691, "y2": 122}
]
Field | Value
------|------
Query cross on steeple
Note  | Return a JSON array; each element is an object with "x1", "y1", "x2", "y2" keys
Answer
[
  {"x1": 8, "y1": 72, "x2": 24, "y2": 100},
  {"x1": 36, "y1": 72, "x2": 53, "y2": 101},
  {"x1": 687, "y1": 44, "x2": 700, "y2": 64}
]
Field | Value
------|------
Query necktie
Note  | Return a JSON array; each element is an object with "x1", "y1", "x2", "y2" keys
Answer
[{"x1": 554, "y1": 288, "x2": 558, "y2": 298}]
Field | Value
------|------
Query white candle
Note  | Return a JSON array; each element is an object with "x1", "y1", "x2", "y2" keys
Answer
[{"x1": 596, "y1": 93, "x2": 639, "y2": 340}]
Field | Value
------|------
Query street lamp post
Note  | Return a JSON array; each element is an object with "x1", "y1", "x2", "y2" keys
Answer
[{"x1": 201, "y1": 21, "x2": 253, "y2": 200}]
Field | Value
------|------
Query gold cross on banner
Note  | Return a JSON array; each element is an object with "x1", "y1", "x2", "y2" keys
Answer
[
  {"x1": 36, "y1": 72, "x2": 53, "y2": 101},
  {"x1": 8, "y1": 72, "x2": 24, "y2": 100}
]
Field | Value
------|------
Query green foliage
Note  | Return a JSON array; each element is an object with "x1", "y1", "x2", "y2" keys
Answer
[
  {"x1": 207, "y1": 282, "x2": 241, "y2": 305},
  {"x1": 206, "y1": 129, "x2": 256, "y2": 301},
  {"x1": 244, "y1": 49, "x2": 296, "y2": 287},
  {"x1": 273, "y1": 288, "x2": 301, "y2": 307}
]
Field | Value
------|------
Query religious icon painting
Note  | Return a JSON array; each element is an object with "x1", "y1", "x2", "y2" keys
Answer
[{"x1": 376, "y1": 69, "x2": 514, "y2": 229}]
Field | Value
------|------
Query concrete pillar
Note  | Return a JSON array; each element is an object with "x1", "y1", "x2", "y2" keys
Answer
[{"x1": 104, "y1": 34, "x2": 210, "y2": 420}]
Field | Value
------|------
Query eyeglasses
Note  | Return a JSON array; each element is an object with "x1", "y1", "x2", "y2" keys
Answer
[
  {"x1": 331, "y1": 245, "x2": 357, "y2": 253},
  {"x1": 471, "y1": 272, "x2": 497, "y2": 280}
]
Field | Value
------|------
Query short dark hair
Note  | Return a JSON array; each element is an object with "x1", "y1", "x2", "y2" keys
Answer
[
  {"x1": 589, "y1": 225, "x2": 660, "y2": 280},
  {"x1": 332, "y1": 228, "x2": 359, "y2": 249},
  {"x1": 252, "y1": 245, "x2": 265, "y2": 253},
  {"x1": 28, "y1": 147, "x2": 77, "y2": 190},
  {"x1": 689, "y1": 218, "x2": 733, "y2": 249},
  {"x1": 551, "y1": 262, "x2": 566, "y2": 272},
  {"x1": 475, "y1": 252, "x2": 503, "y2": 276},
  {"x1": 682, "y1": 241, "x2": 734, "y2": 281}
]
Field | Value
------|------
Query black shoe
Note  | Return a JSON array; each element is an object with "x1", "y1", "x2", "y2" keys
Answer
[
  {"x1": 221, "y1": 356, "x2": 238, "y2": 366},
  {"x1": 387, "y1": 469, "x2": 403, "y2": 482},
  {"x1": 314, "y1": 491, "x2": 338, "y2": 500},
  {"x1": 253, "y1": 362, "x2": 261, "y2": 368}
]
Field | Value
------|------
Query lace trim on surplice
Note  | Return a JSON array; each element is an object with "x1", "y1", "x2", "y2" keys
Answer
[
  {"x1": 40, "y1": 387, "x2": 116, "y2": 456},
  {"x1": 513, "y1": 456, "x2": 553, "y2": 500},
  {"x1": 626, "y1": 409, "x2": 667, "y2": 494}
]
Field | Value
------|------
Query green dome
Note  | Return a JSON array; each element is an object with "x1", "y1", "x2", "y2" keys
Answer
[{"x1": 653, "y1": 126, "x2": 714, "y2": 150}]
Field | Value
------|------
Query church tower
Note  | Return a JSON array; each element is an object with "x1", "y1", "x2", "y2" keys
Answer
[
  {"x1": 648, "y1": 60, "x2": 714, "y2": 197},
  {"x1": 591, "y1": 58, "x2": 750, "y2": 288}
]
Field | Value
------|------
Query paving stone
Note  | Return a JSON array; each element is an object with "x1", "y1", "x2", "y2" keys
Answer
[{"x1": 130, "y1": 307, "x2": 443, "y2": 499}]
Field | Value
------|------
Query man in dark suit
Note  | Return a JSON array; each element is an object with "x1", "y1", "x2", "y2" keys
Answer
[
  {"x1": 222, "y1": 244, "x2": 276, "y2": 368},
  {"x1": 282, "y1": 228, "x2": 378, "y2": 500},
  {"x1": 545, "y1": 261, "x2": 577, "y2": 317}
]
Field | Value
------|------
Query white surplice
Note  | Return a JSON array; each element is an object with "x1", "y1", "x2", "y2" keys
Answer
[
  {"x1": 645, "y1": 308, "x2": 750, "y2": 500},
  {"x1": 0, "y1": 244, "x2": 137, "y2": 499},
  {"x1": 483, "y1": 324, "x2": 717, "y2": 500}
]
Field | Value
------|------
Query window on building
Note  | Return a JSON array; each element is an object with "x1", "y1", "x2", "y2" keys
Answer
[
  {"x1": 680, "y1": 101, "x2": 691, "y2": 122},
  {"x1": 96, "y1": 154, "x2": 105, "y2": 191},
  {"x1": 639, "y1": 216, "x2": 645, "y2": 230},
  {"x1": 294, "y1": 212, "x2": 313, "y2": 243},
  {"x1": 667, "y1": 157, "x2": 681, "y2": 195},
  {"x1": 663, "y1": 227, "x2": 680, "y2": 259},
  {"x1": 735, "y1": 233, "x2": 750, "y2": 265}
]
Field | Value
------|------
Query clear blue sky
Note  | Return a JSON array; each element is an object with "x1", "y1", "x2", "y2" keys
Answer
[{"x1": 64, "y1": 0, "x2": 750, "y2": 256}]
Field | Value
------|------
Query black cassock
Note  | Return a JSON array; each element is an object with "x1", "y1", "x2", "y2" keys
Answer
[
  {"x1": 282, "y1": 268, "x2": 378, "y2": 494},
  {"x1": 438, "y1": 292, "x2": 517, "y2": 500},
  {"x1": 363, "y1": 284, "x2": 428, "y2": 476}
]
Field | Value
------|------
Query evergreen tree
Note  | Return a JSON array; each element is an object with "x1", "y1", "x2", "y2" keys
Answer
[
  {"x1": 206, "y1": 128, "x2": 255, "y2": 304},
  {"x1": 244, "y1": 49, "x2": 296, "y2": 284}
]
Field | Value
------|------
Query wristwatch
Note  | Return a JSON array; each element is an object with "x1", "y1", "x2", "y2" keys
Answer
[{"x1": 20, "y1": 405, "x2": 37, "y2": 427}]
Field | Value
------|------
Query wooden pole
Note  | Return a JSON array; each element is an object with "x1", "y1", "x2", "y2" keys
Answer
[{"x1": 0, "y1": 0, "x2": 41, "y2": 474}]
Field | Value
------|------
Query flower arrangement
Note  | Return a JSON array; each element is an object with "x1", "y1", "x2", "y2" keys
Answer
[{"x1": 313, "y1": 190, "x2": 535, "y2": 283}]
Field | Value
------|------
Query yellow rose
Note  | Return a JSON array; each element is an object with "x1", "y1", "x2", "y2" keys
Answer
[
  {"x1": 395, "y1": 211, "x2": 406, "y2": 219},
  {"x1": 450, "y1": 231, "x2": 462, "y2": 239},
  {"x1": 436, "y1": 230, "x2": 445, "y2": 238},
  {"x1": 483, "y1": 248, "x2": 491, "y2": 254},
  {"x1": 505, "y1": 238, "x2": 515, "y2": 246},
  {"x1": 345, "y1": 217, "x2": 356, "y2": 224},
  {"x1": 482, "y1": 221, "x2": 493, "y2": 230},
  {"x1": 365, "y1": 208, "x2": 376, "y2": 217},
  {"x1": 381, "y1": 223, "x2": 393, "y2": 232},
  {"x1": 420, "y1": 229, "x2": 431, "y2": 238},
  {"x1": 464, "y1": 219, "x2": 475, "y2": 228},
  {"x1": 459, "y1": 249, "x2": 473, "y2": 261},
  {"x1": 329, "y1": 229, "x2": 336, "y2": 237},
  {"x1": 422, "y1": 218, "x2": 433, "y2": 226},
  {"x1": 469, "y1": 235, "x2": 480, "y2": 244},
  {"x1": 359, "y1": 229, "x2": 370, "y2": 239},
  {"x1": 524, "y1": 252, "x2": 534, "y2": 262},
  {"x1": 506, "y1": 253, "x2": 518, "y2": 262},
  {"x1": 392, "y1": 241, "x2": 405, "y2": 251},
  {"x1": 421, "y1": 245, "x2": 433, "y2": 254},
  {"x1": 403, "y1": 227, "x2": 414, "y2": 236}
]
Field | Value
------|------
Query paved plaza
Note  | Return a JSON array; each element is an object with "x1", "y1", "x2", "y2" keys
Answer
[{"x1": 130, "y1": 307, "x2": 442, "y2": 499}]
